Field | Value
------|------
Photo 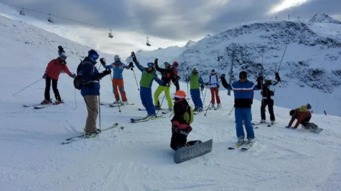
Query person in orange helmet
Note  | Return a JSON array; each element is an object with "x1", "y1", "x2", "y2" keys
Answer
[{"x1": 170, "y1": 90, "x2": 201, "y2": 150}]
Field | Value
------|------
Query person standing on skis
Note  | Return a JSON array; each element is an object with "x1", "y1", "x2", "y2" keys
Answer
[
  {"x1": 131, "y1": 52, "x2": 163, "y2": 118},
  {"x1": 41, "y1": 46, "x2": 75, "y2": 105},
  {"x1": 154, "y1": 60, "x2": 174, "y2": 111},
  {"x1": 220, "y1": 71, "x2": 261, "y2": 145},
  {"x1": 186, "y1": 68, "x2": 204, "y2": 112},
  {"x1": 77, "y1": 49, "x2": 111, "y2": 135},
  {"x1": 171, "y1": 61, "x2": 180, "y2": 91},
  {"x1": 100, "y1": 55, "x2": 132, "y2": 105},
  {"x1": 206, "y1": 69, "x2": 221, "y2": 110}
]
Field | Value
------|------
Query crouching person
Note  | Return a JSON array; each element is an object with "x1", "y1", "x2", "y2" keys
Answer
[{"x1": 170, "y1": 90, "x2": 201, "y2": 150}]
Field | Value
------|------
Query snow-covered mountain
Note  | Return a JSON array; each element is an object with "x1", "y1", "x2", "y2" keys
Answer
[
  {"x1": 309, "y1": 13, "x2": 341, "y2": 24},
  {"x1": 1, "y1": 10, "x2": 341, "y2": 191},
  {"x1": 138, "y1": 17, "x2": 341, "y2": 117}
]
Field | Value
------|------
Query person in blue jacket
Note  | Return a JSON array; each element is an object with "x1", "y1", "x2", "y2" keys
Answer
[
  {"x1": 76, "y1": 49, "x2": 111, "y2": 135},
  {"x1": 100, "y1": 55, "x2": 132, "y2": 105},
  {"x1": 220, "y1": 71, "x2": 261, "y2": 144},
  {"x1": 131, "y1": 52, "x2": 163, "y2": 118}
]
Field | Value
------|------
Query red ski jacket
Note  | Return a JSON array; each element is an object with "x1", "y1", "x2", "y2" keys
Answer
[{"x1": 44, "y1": 58, "x2": 73, "y2": 80}]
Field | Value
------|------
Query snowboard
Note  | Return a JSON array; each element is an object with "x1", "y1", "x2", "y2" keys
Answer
[{"x1": 173, "y1": 139, "x2": 213, "y2": 164}]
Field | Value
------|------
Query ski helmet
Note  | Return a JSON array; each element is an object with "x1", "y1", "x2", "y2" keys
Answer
[
  {"x1": 88, "y1": 49, "x2": 99, "y2": 62},
  {"x1": 147, "y1": 62, "x2": 154, "y2": 68},
  {"x1": 174, "y1": 90, "x2": 186, "y2": 99},
  {"x1": 114, "y1": 55, "x2": 120, "y2": 62}
]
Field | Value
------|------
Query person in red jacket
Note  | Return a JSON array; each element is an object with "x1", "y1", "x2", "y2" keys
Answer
[
  {"x1": 286, "y1": 103, "x2": 312, "y2": 129},
  {"x1": 41, "y1": 46, "x2": 75, "y2": 104}
]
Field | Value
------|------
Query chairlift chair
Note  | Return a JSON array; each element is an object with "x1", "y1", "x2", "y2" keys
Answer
[
  {"x1": 19, "y1": 8, "x2": 25, "y2": 15},
  {"x1": 146, "y1": 36, "x2": 151, "y2": 46},
  {"x1": 108, "y1": 29, "x2": 113, "y2": 38},
  {"x1": 48, "y1": 14, "x2": 54, "y2": 23}
]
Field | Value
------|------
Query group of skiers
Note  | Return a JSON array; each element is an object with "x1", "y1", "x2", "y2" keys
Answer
[{"x1": 41, "y1": 46, "x2": 316, "y2": 150}]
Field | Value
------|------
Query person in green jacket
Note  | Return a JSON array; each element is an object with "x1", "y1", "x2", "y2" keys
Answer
[
  {"x1": 131, "y1": 52, "x2": 163, "y2": 118},
  {"x1": 186, "y1": 68, "x2": 204, "y2": 112}
]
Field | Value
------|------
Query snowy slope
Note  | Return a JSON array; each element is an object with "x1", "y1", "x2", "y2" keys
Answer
[{"x1": 1, "y1": 12, "x2": 341, "y2": 191}]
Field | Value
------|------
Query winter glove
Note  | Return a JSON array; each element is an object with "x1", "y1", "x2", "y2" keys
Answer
[
  {"x1": 129, "y1": 62, "x2": 134, "y2": 70},
  {"x1": 103, "y1": 69, "x2": 111, "y2": 75},
  {"x1": 205, "y1": 82, "x2": 209, "y2": 86},
  {"x1": 200, "y1": 84, "x2": 204, "y2": 91},
  {"x1": 257, "y1": 76, "x2": 264, "y2": 82},
  {"x1": 71, "y1": 73, "x2": 76, "y2": 78},
  {"x1": 42, "y1": 74, "x2": 47, "y2": 79},
  {"x1": 100, "y1": 57, "x2": 106, "y2": 65},
  {"x1": 131, "y1": 52, "x2": 137, "y2": 62},
  {"x1": 275, "y1": 72, "x2": 281, "y2": 82}
]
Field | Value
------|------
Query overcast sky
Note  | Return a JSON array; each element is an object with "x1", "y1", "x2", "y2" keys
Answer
[
  {"x1": 1, "y1": 0, "x2": 341, "y2": 57},
  {"x1": 2, "y1": 0, "x2": 341, "y2": 42}
]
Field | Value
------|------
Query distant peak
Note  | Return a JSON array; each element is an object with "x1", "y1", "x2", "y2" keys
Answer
[
  {"x1": 185, "y1": 40, "x2": 196, "y2": 47},
  {"x1": 308, "y1": 13, "x2": 341, "y2": 24}
]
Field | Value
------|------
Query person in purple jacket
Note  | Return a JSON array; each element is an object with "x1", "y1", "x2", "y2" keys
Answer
[{"x1": 220, "y1": 71, "x2": 261, "y2": 145}]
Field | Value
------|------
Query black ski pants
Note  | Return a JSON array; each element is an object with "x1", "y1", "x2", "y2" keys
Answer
[
  {"x1": 260, "y1": 99, "x2": 275, "y2": 121},
  {"x1": 44, "y1": 77, "x2": 61, "y2": 101}
]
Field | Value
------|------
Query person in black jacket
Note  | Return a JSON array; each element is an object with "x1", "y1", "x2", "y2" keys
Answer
[
  {"x1": 153, "y1": 59, "x2": 174, "y2": 111},
  {"x1": 259, "y1": 73, "x2": 281, "y2": 125}
]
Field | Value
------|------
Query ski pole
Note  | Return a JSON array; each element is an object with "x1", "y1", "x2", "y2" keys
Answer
[
  {"x1": 156, "y1": 94, "x2": 166, "y2": 116},
  {"x1": 12, "y1": 78, "x2": 42, "y2": 96},
  {"x1": 204, "y1": 102, "x2": 212, "y2": 117},
  {"x1": 228, "y1": 107, "x2": 234, "y2": 115},
  {"x1": 132, "y1": 68, "x2": 140, "y2": 91},
  {"x1": 98, "y1": 93, "x2": 102, "y2": 130}
]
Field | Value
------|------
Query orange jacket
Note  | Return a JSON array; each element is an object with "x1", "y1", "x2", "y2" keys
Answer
[
  {"x1": 45, "y1": 58, "x2": 73, "y2": 80},
  {"x1": 288, "y1": 106, "x2": 312, "y2": 128}
]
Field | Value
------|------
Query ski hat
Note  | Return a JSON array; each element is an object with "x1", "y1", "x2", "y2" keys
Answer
[
  {"x1": 211, "y1": 69, "x2": 216, "y2": 74},
  {"x1": 307, "y1": 103, "x2": 312, "y2": 109},
  {"x1": 289, "y1": 109, "x2": 296, "y2": 116},
  {"x1": 58, "y1": 46, "x2": 67, "y2": 59},
  {"x1": 173, "y1": 61, "x2": 179, "y2": 67},
  {"x1": 239, "y1": 71, "x2": 247, "y2": 79},
  {"x1": 174, "y1": 90, "x2": 186, "y2": 99},
  {"x1": 114, "y1": 55, "x2": 120, "y2": 62},
  {"x1": 88, "y1": 49, "x2": 99, "y2": 62}
]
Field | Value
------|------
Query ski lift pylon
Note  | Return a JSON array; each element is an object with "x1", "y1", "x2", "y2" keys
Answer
[
  {"x1": 146, "y1": 36, "x2": 151, "y2": 46},
  {"x1": 108, "y1": 29, "x2": 113, "y2": 38}
]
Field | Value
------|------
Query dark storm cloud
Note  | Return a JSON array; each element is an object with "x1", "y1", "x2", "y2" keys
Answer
[{"x1": 1, "y1": 0, "x2": 341, "y2": 41}]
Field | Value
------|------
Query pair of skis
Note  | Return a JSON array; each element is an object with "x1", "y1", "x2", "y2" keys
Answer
[
  {"x1": 130, "y1": 115, "x2": 165, "y2": 123},
  {"x1": 23, "y1": 102, "x2": 62, "y2": 109},
  {"x1": 61, "y1": 123, "x2": 123, "y2": 144},
  {"x1": 228, "y1": 140, "x2": 255, "y2": 151}
]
